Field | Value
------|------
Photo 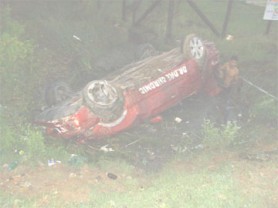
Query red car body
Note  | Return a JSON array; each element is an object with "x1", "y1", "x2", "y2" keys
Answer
[{"x1": 36, "y1": 34, "x2": 221, "y2": 140}]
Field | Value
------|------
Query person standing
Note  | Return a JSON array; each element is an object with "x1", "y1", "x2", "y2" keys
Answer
[{"x1": 215, "y1": 55, "x2": 242, "y2": 123}]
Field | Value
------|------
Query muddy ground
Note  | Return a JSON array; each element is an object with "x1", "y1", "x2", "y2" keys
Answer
[{"x1": 1, "y1": 94, "x2": 277, "y2": 206}]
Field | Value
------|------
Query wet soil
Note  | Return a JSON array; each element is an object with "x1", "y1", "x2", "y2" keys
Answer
[{"x1": 1, "y1": 96, "x2": 277, "y2": 205}]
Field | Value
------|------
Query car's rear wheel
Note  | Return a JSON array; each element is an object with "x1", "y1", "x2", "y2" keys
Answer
[
  {"x1": 83, "y1": 80, "x2": 124, "y2": 121},
  {"x1": 182, "y1": 34, "x2": 206, "y2": 67},
  {"x1": 45, "y1": 81, "x2": 73, "y2": 107},
  {"x1": 135, "y1": 43, "x2": 158, "y2": 60}
]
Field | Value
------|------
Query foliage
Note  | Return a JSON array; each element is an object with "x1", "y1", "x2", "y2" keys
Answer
[
  {"x1": 0, "y1": 121, "x2": 44, "y2": 165},
  {"x1": 0, "y1": 167, "x2": 263, "y2": 208},
  {"x1": 250, "y1": 97, "x2": 278, "y2": 121},
  {"x1": 202, "y1": 119, "x2": 241, "y2": 148},
  {"x1": 0, "y1": 7, "x2": 39, "y2": 117},
  {"x1": 69, "y1": 169, "x2": 262, "y2": 208},
  {"x1": 0, "y1": 108, "x2": 69, "y2": 166},
  {"x1": 96, "y1": 155, "x2": 135, "y2": 174}
]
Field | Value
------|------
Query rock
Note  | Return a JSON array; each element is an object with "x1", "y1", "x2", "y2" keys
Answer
[
  {"x1": 107, "y1": 172, "x2": 118, "y2": 180},
  {"x1": 69, "y1": 173, "x2": 77, "y2": 178},
  {"x1": 174, "y1": 117, "x2": 182, "y2": 123}
]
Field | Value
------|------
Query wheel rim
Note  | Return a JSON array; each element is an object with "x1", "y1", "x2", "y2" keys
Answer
[
  {"x1": 86, "y1": 80, "x2": 118, "y2": 107},
  {"x1": 189, "y1": 37, "x2": 204, "y2": 60}
]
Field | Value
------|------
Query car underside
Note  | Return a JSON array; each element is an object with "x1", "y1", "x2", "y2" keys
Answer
[{"x1": 35, "y1": 34, "x2": 221, "y2": 141}]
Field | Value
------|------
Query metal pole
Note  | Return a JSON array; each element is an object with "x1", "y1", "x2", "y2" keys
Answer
[
  {"x1": 132, "y1": 0, "x2": 143, "y2": 25},
  {"x1": 264, "y1": 21, "x2": 272, "y2": 35},
  {"x1": 122, "y1": 0, "x2": 126, "y2": 21},
  {"x1": 186, "y1": 0, "x2": 220, "y2": 37},
  {"x1": 134, "y1": 0, "x2": 161, "y2": 26},
  {"x1": 165, "y1": 0, "x2": 175, "y2": 40},
  {"x1": 221, "y1": 0, "x2": 234, "y2": 38}
]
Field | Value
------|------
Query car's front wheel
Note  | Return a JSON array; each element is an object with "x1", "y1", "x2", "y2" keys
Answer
[{"x1": 182, "y1": 34, "x2": 206, "y2": 67}]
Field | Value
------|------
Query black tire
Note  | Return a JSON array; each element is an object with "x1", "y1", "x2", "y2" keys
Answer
[
  {"x1": 83, "y1": 80, "x2": 124, "y2": 121},
  {"x1": 135, "y1": 43, "x2": 158, "y2": 60},
  {"x1": 181, "y1": 34, "x2": 206, "y2": 66},
  {"x1": 45, "y1": 81, "x2": 73, "y2": 107}
]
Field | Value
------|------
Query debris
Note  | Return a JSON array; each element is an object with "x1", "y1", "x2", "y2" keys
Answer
[
  {"x1": 240, "y1": 149, "x2": 278, "y2": 162},
  {"x1": 225, "y1": 34, "x2": 234, "y2": 41},
  {"x1": 139, "y1": 186, "x2": 144, "y2": 191},
  {"x1": 47, "y1": 159, "x2": 61, "y2": 167},
  {"x1": 109, "y1": 200, "x2": 116, "y2": 206},
  {"x1": 100, "y1": 145, "x2": 114, "y2": 152},
  {"x1": 2, "y1": 163, "x2": 9, "y2": 170},
  {"x1": 182, "y1": 132, "x2": 188, "y2": 136},
  {"x1": 21, "y1": 181, "x2": 32, "y2": 188},
  {"x1": 8, "y1": 161, "x2": 18, "y2": 170},
  {"x1": 174, "y1": 117, "x2": 182, "y2": 123},
  {"x1": 125, "y1": 139, "x2": 142, "y2": 148},
  {"x1": 192, "y1": 144, "x2": 204, "y2": 150},
  {"x1": 170, "y1": 144, "x2": 187, "y2": 153},
  {"x1": 68, "y1": 154, "x2": 87, "y2": 167},
  {"x1": 69, "y1": 172, "x2": 77, "y2": 178},
  {"x1": 95, "y1": 175, "x2": 102, "y2": 182},
  {"x1": 150, "y1": 115, "x2": 163, "y2": 123},
  {"x1": 107, "y1": 172, "x2": 118, "y2": 180},
  {"x1": 73, "y1": 35, "x2": 81, "y2": 41},
  {"x1": 19, "y1": 150, "x2": 25, "y2": 155}
]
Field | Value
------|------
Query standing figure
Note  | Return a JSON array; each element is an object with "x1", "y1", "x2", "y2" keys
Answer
[{"x1": 215, "y1": 55, "x2": 242, "y2": 123}]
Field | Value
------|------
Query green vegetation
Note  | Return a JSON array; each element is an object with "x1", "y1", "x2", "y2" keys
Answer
[
  {"x1": 87, "y1": 170, "x2": 249, "y2": 208},
  {"x1": 202, "y1": 119, "x2": 241, "y2": 148},
  {"x1": 1, "y1": 161, "x2": 273, "y2": 208},
  {"x1": 0, "y1": 8, "x2": 43, "y2": 117},
  {"x1": 0, "y1": 110, "x2": 69, "y2": 167},
  {"x1": 0, "y1": 1, "x2": 277, "y2": 207},
  {"x1": 251, "y1": 96, "x2": 278, "y2": 121}
]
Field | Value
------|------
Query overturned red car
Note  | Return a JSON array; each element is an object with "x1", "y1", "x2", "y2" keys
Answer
[{"x1": 35, "y1": 34, "x2": 221, "y2": 140}]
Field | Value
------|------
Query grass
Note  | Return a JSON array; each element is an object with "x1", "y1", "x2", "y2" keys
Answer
[
  {"x1": 0, "y1": 160, "x2": 270, "y2": 208},
  {"x1": 87, "y1": 172, "x2": 243, "y2": 208},
  {"x1": 202, "y1": 119, "x2": 241, "y2": 149}
]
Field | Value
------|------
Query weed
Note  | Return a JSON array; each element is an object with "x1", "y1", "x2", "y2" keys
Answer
[
  {"x1": 83, "y1": 168, "x2": 258, "y2": 208},
  {"x1": 251, "y1": 96, "x2": 278, "y2": 121},
  {"x1": 221, "y1": 121, "x2": 241, "y2": 143},
  {"x1": 0, "y1": 7, "x2": 39, "y2": 116},
  {"x1": 202, "y1": 119, "x2": 241, "y2": 148},
  {"x1": 0, "y1": 123, "x2": 44, "y2": 164},
  {"x1": 0, "y1": 111, "x2": 69, "y2": 166},
  {"x1": 202, "y1": 119, "x2": 221, "y2": 141},
  {"x1": 96, "y1": 156, "x2": 135, "y2": 174}
]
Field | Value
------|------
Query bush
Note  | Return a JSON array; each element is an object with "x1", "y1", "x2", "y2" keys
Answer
[
  {"x1": 250, "y1": 96, "x2": 278, "y2": 122},
  {"x1": 0, "y1": 105, "x2": 71, "y2": 165},
  {"x1": 202, "y1": 119, "x2": 241, "y2": 148},
  {"x1": 0, "y1": 7, "x2": 45, "y2": 119},
  {"x1": 0, "y1": 125, "x2": 44, "y2": 165}
]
